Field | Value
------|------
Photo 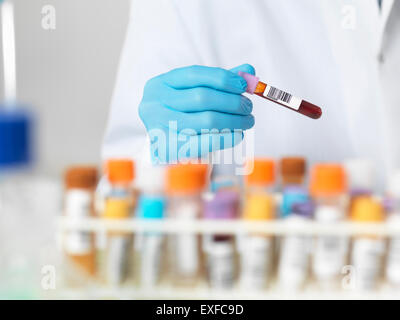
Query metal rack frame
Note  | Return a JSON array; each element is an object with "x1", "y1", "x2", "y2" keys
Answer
[{"x1": 57, "y1": 217, "x2": 400, "y2": 236}]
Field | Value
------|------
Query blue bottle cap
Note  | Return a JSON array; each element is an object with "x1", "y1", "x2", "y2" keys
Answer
[
  {"x1": 0, "y1": 109, "x2": 32, "y2": 168},
  {"x1": 139, "y1": 196, "x2": 165, "y2": 220}
]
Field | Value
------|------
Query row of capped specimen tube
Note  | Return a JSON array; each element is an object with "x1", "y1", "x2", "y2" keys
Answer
[{"x1": 61, "y1": 157, "x2": 400, "y2": 291}]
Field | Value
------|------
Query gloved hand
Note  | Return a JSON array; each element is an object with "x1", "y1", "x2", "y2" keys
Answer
[{"x1": 139, "y1": 64, "x2": 255, "y2": 164}]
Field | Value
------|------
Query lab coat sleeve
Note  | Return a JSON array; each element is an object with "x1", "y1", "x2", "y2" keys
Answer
[{"x1": 101, "y1": 0, "x2": 203, "y2": 162}]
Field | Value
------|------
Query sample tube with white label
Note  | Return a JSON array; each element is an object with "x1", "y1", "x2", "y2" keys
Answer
[
  {"x1": 240, "y1": 159, "x2": 276, "y2": 290},
  {"x1": 210, "y1": 163, "x2": 241, "y2": 193},
  {"x1": 203, "y1": 191, "x2": 239, "y2": 290},
  {"x1": 386, "y1": 213, "x2": 400, "y2": 287},
  {"x1": 103, "y1": 159, "x2": 136, "y2": 286},
  {"x1": 351, "y1": 196, "x2": 385, "y2": 290},
  {"x1": 166, "y1": 163, "x2": 208, "y2": 286},
  {"x1": 63, "y1": 167, "x2": 98, "y2": 279},
  {"x1": 138, "y1": 196, "x2": 165, "y2": 288},
  {"x1": 344, "y1": 159, "x2": 375, "y2": 212},
  {"x1": 240, "y1": 193, "x2": 275, "y2": 290},
  {"x1": 278, "y1": 201, "x2": 313, "y2": 290},
  {"x1": 239, "y1": 72, "x2": 322, "y2": 119},
  {"x1": 385, "y1": 172, "x2": 400, "y2": 287},
  {"x1": 310, "y1": 164, "x2": 349, "y2": 289}
]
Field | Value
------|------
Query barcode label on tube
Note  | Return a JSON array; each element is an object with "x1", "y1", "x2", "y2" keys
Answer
[
  {"x1": 264, "y1": 85, "x2": 302, "y2": 111},
  {"x1": 267, "y1": 87, "x2": 292, "y2": 103}
]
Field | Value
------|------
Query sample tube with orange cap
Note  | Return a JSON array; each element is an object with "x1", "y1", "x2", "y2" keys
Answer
[
  {"x1": 240, "y1": 159, "x2": 276, "y2": 289},
  {"x1": 103, "y1": 159, "x2": 135, "y2": 286},
  {"x1": 310, "y1": 163, "x2": 349, "y2": 288},
  {"x1": 350, "y1": 196, "x2": 385, "y2": 290},
  {"x1": 245, "y1": 158, "x2": 276, "y2": 193},
  {"x1": 63, "y1": 166, "x2": 98, "y2": 280},
  {"x1": 166, "y1": 163, "x2": 208, "y2": 286},
  {"x1": 240, "y1": 192, "x2": 276, "y2": 290}
]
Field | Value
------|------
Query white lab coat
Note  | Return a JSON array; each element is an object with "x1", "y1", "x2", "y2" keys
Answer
[{"x1": 102, "y1": 0, "x2": 400, "y2": 189}]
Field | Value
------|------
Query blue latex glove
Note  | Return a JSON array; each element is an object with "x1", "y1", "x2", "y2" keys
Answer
[{"x1": 139, "y1": 64, "x2": 255, "y2": 163}]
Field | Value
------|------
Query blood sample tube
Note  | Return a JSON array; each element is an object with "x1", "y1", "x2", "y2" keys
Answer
[{"x1": 238, "y1": 72, "x2": 322, "y2": 119}]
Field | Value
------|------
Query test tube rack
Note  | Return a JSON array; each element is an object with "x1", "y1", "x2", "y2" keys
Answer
[{"x1": 53, "y1": 215, "x2": 400, "y2": 300}]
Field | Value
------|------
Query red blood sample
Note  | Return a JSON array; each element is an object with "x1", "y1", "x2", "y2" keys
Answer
[{"x1": 254, "y1": 81, "x2": 322, "y2": 120}]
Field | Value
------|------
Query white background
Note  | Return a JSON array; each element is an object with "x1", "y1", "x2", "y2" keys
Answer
[{"x1": 0, "y1": 0, "x2": 130, "y2": 176}]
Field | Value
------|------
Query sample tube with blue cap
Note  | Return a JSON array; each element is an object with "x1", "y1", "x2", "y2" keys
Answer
[
  {"x1": 280, "y1": 186, "x2": 309, "y2": 218},
  {"x1": 138, "y1": 196, "x2": 165, "y2": 288}
]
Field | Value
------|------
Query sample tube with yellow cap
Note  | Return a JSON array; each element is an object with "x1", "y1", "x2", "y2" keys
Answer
[
  {"x1": 240, "y1": 193, "x2": 275, "y2": 290},
  {"x1": 166, "y1": 163, "x2": 208, "y2": 286},
  {"x1": 63, "y1": 167, "x2": 98, "y2": 280},
  {"x1": 310, "y1": 164, "x2": 349, "y2": 289},
  {"x1": 240, "y1": 159, "x2": 276, "y2": 290},
  {"x1": 344, "y1": 159, "x2": 375, "y2": 212},
  {"x1": 103, "y1": 159, "x2": 136, "y2": 286},
  {"x1": 351, "y1": 196, "x2": 385, "y2": 290}
]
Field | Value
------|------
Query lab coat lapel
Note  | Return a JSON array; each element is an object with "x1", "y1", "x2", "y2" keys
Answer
[{"x1": 377, "y1": 0, "x2": 395, "y2": 55}]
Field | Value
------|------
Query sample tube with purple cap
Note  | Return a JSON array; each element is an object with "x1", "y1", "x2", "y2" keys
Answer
[
  {"x1": 385, "y1": 172, "x2": 400, "y2": 287},
  {"x1": 278, "y1": 201, "x2": 314, "y2": 290},
  {"x1": 239, "y1": 72, "x2": 322, "y2": 119},
  {"x1": 203, "y1": 191, "x2": 239, "y2": 289}
]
